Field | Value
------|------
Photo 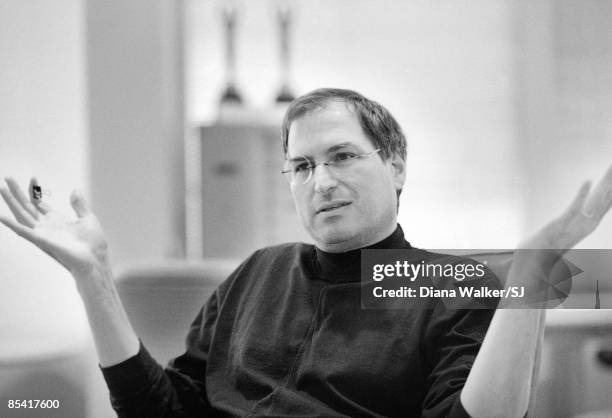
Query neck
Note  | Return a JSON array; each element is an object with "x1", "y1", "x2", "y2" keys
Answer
[
  {"x1": 313, "y1": 224, "x2": 410, "y2": 283},
  {"x1": 315, "y1": 221, "x2": 398, "y2": 253}
]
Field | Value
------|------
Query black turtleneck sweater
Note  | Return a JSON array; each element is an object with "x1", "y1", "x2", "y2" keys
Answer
[{"x1": 102, "y1": 225, "x2": 495, "y2": 417}]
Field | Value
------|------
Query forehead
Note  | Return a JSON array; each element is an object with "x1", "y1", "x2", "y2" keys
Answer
[{"x1": 286, "y1": 101, "x2": 374, "y2": 158}]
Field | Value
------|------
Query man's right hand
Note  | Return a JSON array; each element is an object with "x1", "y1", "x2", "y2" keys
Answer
[
  {"x1": 0, "y1": 177, "x2": 110, "y2": 278},
  {"x1": 1, "y1": 176, "x2": 140, "y2": 366}
]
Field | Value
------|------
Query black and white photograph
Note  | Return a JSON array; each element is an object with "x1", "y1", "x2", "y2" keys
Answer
[{"x1": 1, "y1": 1, "x2": 612, "y2": 417}]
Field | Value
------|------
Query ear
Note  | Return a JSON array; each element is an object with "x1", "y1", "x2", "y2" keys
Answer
[{"x1": 388, "y1": 153, "x2": 406, "y2": 191}]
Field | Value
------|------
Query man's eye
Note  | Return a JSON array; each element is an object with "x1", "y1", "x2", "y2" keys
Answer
[
  {"x1": 293, "y1": 162, "x2": 311, "y2": 173},
  {"x1": 332, "y1": 152, "x2": 357, "y2": 162}
]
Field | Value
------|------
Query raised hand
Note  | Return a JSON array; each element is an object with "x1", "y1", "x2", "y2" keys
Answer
[
  {"x1": 0, "y1": 177, "x2": 110, "y2": 277},
  {"x1": 507, "y1": 163, "x2": 612, "y2": 306},
  {"x1": 533, "y1": 164, "x2": 612, "y2": 251}
]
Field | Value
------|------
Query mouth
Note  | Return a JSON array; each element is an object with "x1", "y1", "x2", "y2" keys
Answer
[{"x1": 316, "y1": 201, "x2": 352, "y2": 214}]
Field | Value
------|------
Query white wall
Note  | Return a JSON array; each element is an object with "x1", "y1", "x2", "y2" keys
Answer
[
  {"x1": 0, "y1": 0, "x2": 90, "y2": 360},
  {"x1": 87, "y1": 0, "x2": 185, "y2": 267},
  {"x1": 0, "y1": 0, "x2": 101, "y2": 415},
  {"x1": 517, "y1": 0, "x2": 612, "y2": 250}
]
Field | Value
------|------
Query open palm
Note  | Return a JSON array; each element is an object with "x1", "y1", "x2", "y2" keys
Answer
[
  {"x1": 507, "y1": 164, "x2": 612, "y2": 306},
  {"x1": 536, "y1": 164, "x2": 612, "y2": 250},
  {"x1": 0, "y1": 177, "x2": 109, "y2": 276}
]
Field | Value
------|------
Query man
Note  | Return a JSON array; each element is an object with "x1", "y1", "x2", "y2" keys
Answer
[{"x1": 1, "y1": 88, "x2": 611, "y2": 417}]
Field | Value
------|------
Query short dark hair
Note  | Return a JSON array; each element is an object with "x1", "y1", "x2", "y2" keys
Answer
[{"x1": 281, "y1": 88, "x2": 407, "y2": 162}]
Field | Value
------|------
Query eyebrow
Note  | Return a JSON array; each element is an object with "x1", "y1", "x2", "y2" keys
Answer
[{"x1": 286, "y1": 142, "x2": 358, "y2": 162}]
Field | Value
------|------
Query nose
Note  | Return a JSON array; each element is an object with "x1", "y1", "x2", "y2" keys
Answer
[{"x1": 311, "y1": 163, "x2": 338, "y2": 194}]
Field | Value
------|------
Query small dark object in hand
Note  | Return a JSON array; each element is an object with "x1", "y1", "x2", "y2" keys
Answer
[{"x1": 32, "y1": 185, "x2": 42, "y2": 200}]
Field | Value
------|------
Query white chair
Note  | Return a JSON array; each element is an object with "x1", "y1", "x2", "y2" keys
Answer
[{"x1": 115, "y1": 258, "x2": 239, "y2": 366}]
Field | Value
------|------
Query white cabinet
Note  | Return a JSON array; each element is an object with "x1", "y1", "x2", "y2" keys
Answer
[{"x1": 199, "y1": 117, "x2": 311, "y2": 258}]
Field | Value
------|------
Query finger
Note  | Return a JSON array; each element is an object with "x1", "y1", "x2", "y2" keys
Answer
[
  {"x1": 70, "y1": 189, "x2": 90, "y2": 218},
  {"x1": 582, "y1": 164, "x2": 612, "y2": 221},
  {"x1": 567, "y1": 181, "x2": 592, "y2": 217},
  {"x1": 555, "y1": 181, "x2": 591, "y2": 227},
  {"x1": 5, "y1": 177, "x2": 39, "y2": 220},
  {"x1": 539, "y1": 182, "x2": 594, "y2": 251},
  {"x1": 0, "y1": 215, "x2": 40, "y2": 243},
  {"x1": 29, "y1": 177, "x2": 51, "y2": 214},
  {"x1": 0, "y1": 215, "x2": 60, "y2": 263},
  {"x1": 0, "y1": 187, "x2": 37, "y2": 227}
]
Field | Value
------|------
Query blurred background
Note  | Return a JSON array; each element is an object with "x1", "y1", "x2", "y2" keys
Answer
[{"x1": 0, "y1": 0, "x2": 611, "y2": 416}]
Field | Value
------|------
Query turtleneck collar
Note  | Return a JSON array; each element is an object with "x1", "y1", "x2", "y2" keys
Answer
[{"x1": 313, "y1": 224, "x2": 411, "y2": 283}]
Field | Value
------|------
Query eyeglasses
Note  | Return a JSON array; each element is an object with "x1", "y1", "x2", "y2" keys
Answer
[{"x1": 281, "y1": 148, "x2": 381, "y2": 185}]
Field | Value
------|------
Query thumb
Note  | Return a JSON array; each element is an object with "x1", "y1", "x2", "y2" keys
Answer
[{"x1": 70, "y1": 189, "x2": 90, "y2": 218}]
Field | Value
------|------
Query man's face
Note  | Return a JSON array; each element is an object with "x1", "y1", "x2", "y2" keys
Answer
[{"x1": 286, "y1": 101, "x2": 405, "y2": 252}]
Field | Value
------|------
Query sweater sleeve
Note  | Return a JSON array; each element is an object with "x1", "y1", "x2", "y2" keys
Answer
[{"x1": 100, "y1": 291, "x2": 220, "y2": 417}]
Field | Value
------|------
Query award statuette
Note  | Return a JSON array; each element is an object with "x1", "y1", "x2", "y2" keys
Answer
[
  {"x1": 275, "y1": 4, "x2": 295, "y2": 103},
  {"x1": 220, "y1": 5, "x2": 243, "y2": 105}
]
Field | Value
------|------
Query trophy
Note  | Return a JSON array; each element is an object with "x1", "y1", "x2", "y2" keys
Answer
[
  {"x1": 275, "y1": 3, "x2": 295, "y2": 103},
  {"x1": 220, "y1": 4, "x2": 243, "y2": 105}
]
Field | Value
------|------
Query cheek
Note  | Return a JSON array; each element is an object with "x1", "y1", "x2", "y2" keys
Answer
[{"x1": 357, "y1": 174, "x2": 396, "y2": 213}]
